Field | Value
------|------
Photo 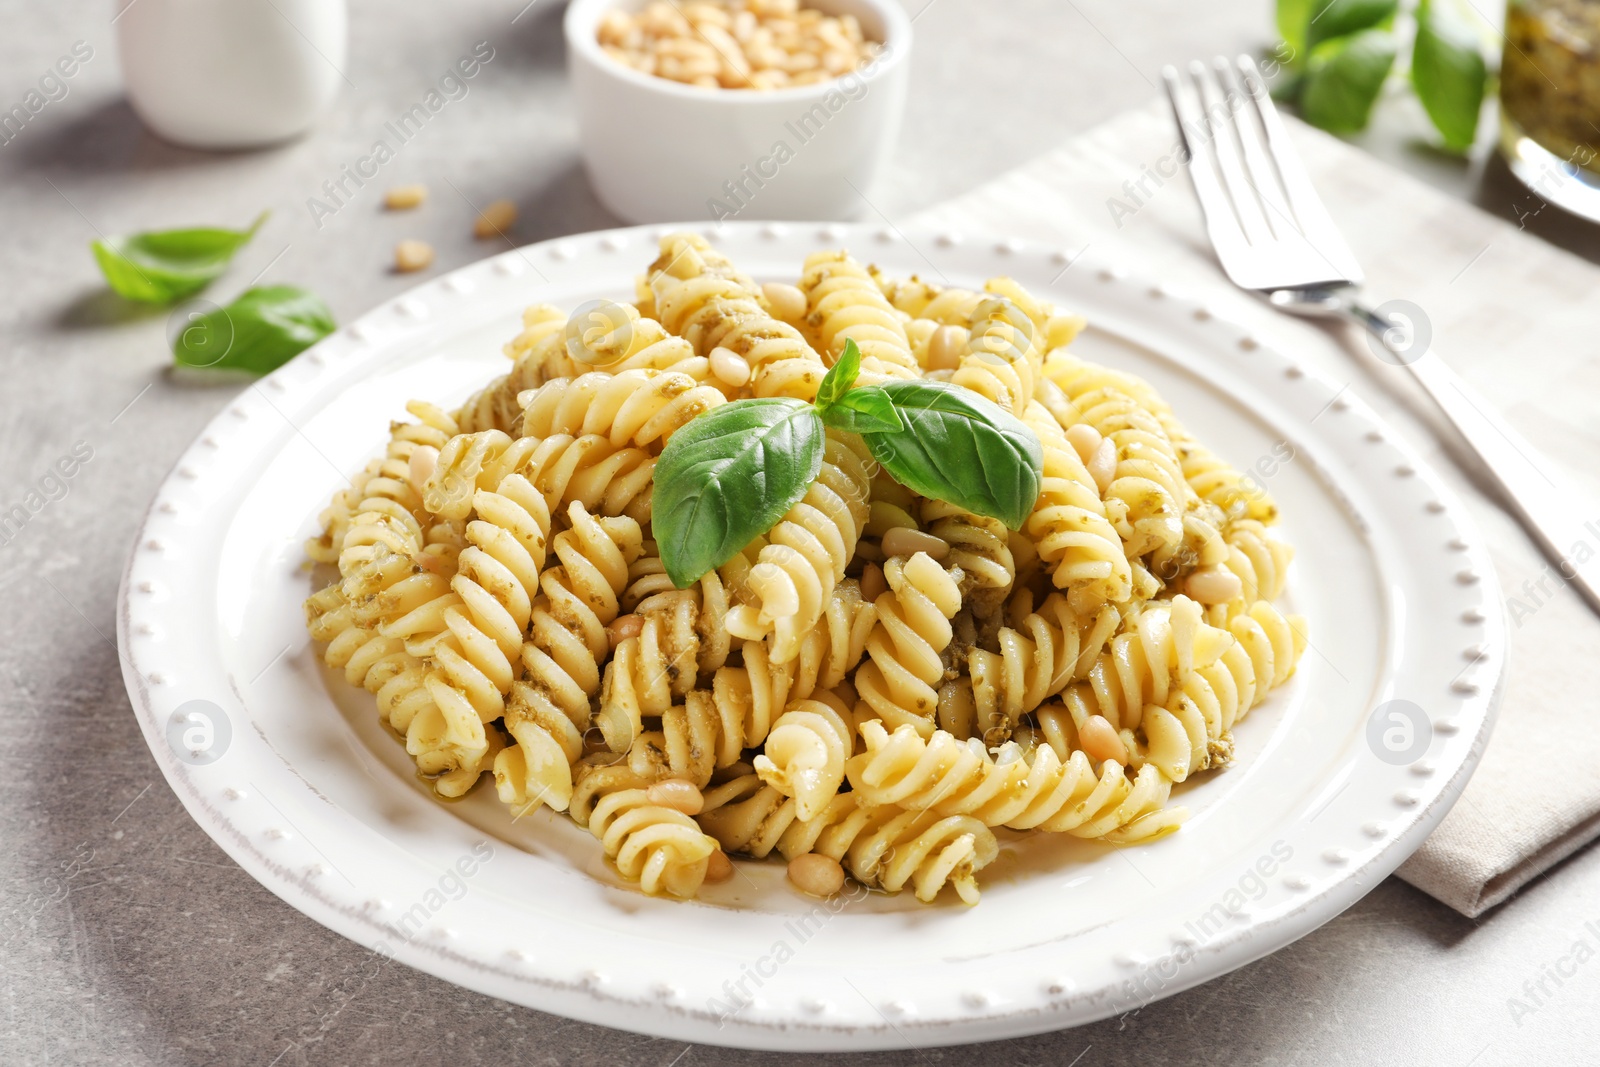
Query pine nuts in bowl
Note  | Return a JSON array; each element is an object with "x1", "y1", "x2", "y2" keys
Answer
[
  {"x1": 565, "y1": 0, "x2": 911, "y2": 222},
  {"x1": 597, "y1": 0, "x2": 883, "y2": 91}
]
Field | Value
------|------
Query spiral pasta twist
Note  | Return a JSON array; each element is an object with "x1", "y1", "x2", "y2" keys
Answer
[
  {"x1": 1221, "y1": 519, "x2": 1295, "y2": 605},
  {"x1": 877, "y1": 274, "x2": 984, "y2": 326},
  {"x1": 517, "y1": 368, "x2": 727, "y2": 451},
  {"x1": 620, "y1": 553, "x2": 734, "y2": 674},
  {"x1": 1175, "y1": 436, "x2": 1279, "y2": 525},
  {"x1": 420, "y1": 429, "x2": 541, "y2": 523},
  {"x1": 455, "y1": 304, "x2": 567, "y2": 434},
  {"x1": 852, "y1": 552, "x2": 965, "y2": 737},
  {"x1": 598, "y1": 592, "x2": 704, "y2": 752},
  {"x1": 723, "y1": 431, "x2": 873, "y2": 664},
  {"x1": 377, "y1": 474, "x2": 556, "y2": 791},
  {"x1": 951, "y1": 296, "x2": 1040, "y2": 416},
  {"x1": 983, "y1": 276, "x2": 1087, "y2": 357},
  {"x1": 1019, "y1": 400, "x2": 1135, "y2": 611},
  {"x1": 1053, "y1": 596, "x2": 1233, "y2": 732},
  {"x1": 649, "y1": 667, "x2": 783, "y2": 787},
  {"x1": 645, "y1": 233, "x2": 763, "y2": 349},
  {"x1": 1047, "y1": 357, "x2": 1190, "y2": 561},
  {"x1": 968, "y1": 594, "x2": 1121, "y2": 743},
  {"x1": 493, "y1": 502, "x2": 642, "y2": 815},
  {"x1": 848, "y1": 720, "x2": 1182, "y2": 844},
  {"x1": 799, "y1": 250, "x2": 920, "y2": 382},
  {"x1": 569, "y1": 759, "x2": 717, "y2": 899},
  {"x1": 698, "y1": 773, "x2": 997, "y2": 904},
  {"x1": 516, "y1": 432, "x2": 656, "y2": 526},
  {"x1": 426, "y1": 470, "x2": 553, "y2": 702},
  {"x1": 919, "y1": 500, "x2": 1016, "y2": 617},
  {"x1": 1079, "y1": 357, "x2": 1278, "y2": 526},
  {"x1": 308, "y1": 571, "x2": 503, "y2": 798},
  {"x1": 785, "y1": 578, "x2": 877, "y2": 703},
  {"x1": 325, "y1": 401, "x2": 459, "y2": 577},
  {"x1": 753, "y1": 695, "x2": 856, "y2": 821},
  {"x1": 633, "y1": 576, "x2": 873, "y2": 789}
]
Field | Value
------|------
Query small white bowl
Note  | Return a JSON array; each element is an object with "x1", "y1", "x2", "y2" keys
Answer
[{"x1": 565, "y1": 0, "x2": 912, "y2": 224}]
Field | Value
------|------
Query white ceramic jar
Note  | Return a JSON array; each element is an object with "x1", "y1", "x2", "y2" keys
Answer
[
  {"x1": 565, "y1": 0, "x2": 912, "y2": 223},
  {"x1": 115, "y1": 0, "x2": 347, "y2": 149}
]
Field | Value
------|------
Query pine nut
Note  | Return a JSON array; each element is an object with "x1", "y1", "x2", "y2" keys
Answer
[
  {"x1": 646, "y1": 778, "x2": 705, "y2": 815},
  {"x1": 787, "y1": 852, "x2": 845, "y2": 897},
  {"x1": 762, "y1": 281, "x2": 807, "y2": 322},
  {"x1": 1078, "y1": 715, "x2": 1129, "y2": 764},
  {"x1": 407, "y1": 445, "x2": 439, "y2": 494},
  {"x1": 704, "y1": 850, "x2": 734, "y2": 882},
  {"x1": 394, "y1": 239, "x2": 434, "y2": 273},
  {"x1": 383, "y1": 184, "x2": 427, "y2": 210},
  {"x1": 473, "y1": 199, "x2": 518, "y2": 240},
  {"x1": 1065, "y1": 422, "x2": 1102, "y2": 464},
  {"x1": 926, "y1": 325, "x2": 968, "y2": 371},
  {"x1": 1088, "y1": 437, "x2": 1117, "y2": 495},
  {"x1": 709, "y1": 346, "x2": 751, "y2": 387},
  {"x1": 1185, "y1": 564, "x2": 1242, "y2": 605},
  {"x1": 859, "y1": 561, "x2": 887, "y2": 602},
  {"x1": 880, "y1": 526, "x2": 950, "y2": 561},
  {"x1": 606, "y1": 613, "x2": 645, "y2": 650}
]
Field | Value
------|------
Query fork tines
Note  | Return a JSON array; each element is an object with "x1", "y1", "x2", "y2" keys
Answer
[{"x1": 1162, "y1": 55, "x2": 1363, "y2": 291}]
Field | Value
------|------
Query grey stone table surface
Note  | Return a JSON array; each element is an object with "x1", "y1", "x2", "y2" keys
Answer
[{"x1": 3, "y1": 2, "x2": 1598, "y2": 1065}]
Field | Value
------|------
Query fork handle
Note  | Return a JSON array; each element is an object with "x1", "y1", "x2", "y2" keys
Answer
[{"x1": 1349, "y1": 299, "x2": 1600, "y2": 617}]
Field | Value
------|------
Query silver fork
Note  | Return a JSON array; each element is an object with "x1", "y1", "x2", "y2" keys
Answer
[{"x1": 1165, "y1": 54, "x2": 1600, "y2": 618}]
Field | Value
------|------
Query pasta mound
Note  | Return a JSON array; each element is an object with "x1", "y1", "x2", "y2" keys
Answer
[{"x1": 304, "y1": 233, "x2": 1306, "y2": 906}]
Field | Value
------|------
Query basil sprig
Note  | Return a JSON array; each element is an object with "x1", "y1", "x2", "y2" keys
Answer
[
  {"x1": 93, "y1": 212, "x2": 268, "y2": 304},
  {"x1": 171, "y1": 286, "x2": 336, "y2": 376},
  {"x1": 1274, "y1": 0, "x2": 1487, "y2": 152},
  {"x1": 652, "y1": 338, "x2": 1043, "y2": 587}
]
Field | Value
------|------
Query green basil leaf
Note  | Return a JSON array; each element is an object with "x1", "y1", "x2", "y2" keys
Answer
[
  {"x1": 171, "y1": 286, "x2": 336, "y2": 376},
  {"x1": 1306, "y1": 0, "x2": 1398, "y2": 51},
  {"x1": 92, "y1": 212, "x2": 268, "y2": 304},
  {"x1": 814, "y1": 337, "x2": 862, "y2": 412},
  {"x1": 1412, "y1": 0, "x2": 1488, "y2": 151},
  {"x1": 860, "y1": 381, "x2": 1041, "y2": 531},
  {"x1": 652, "y1": 398, "x2": 824, "y2": 587},
  {"x1": 1300, "y1": 28, "x2": 1397, "y2": 133},
  {"x1": 820, "y1": 385, "x2": 904, "y2": 435},
  {"x1": 1277, "y1": 0, "x2": 1314, "y2": 55}
]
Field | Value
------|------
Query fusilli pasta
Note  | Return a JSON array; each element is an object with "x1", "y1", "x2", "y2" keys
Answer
[{"x1": 304, "y1": 234, "x2": 1305, "y2": 904}]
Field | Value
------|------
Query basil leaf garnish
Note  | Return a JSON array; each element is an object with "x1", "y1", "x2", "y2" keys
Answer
[
  {"x1": 93, "y1": 212, "x2": 268, "y2": 304},
  {"x1": 814, "y1": 338, "x2": 902, "y2": 433},
  {"x1": 1411, "y1": 0, "x2": 1487, "y2": 152},
  {"x1": 822, "y1": 387, "x2": 904, "y2": 434},
  {"x1": 858, "y1": 380, "x2": 1041, "y2": 531},
  {"x1": 815, "y1": 337, "x2": 862, "y2": 411},
  {"x1": 1300, "y1": 28, "x2": 1397, "y2": 134},
  {"x1": 171, "y1": 286, "x2": 336, "y2": 376},
  {"x1": 1305, "y1": 0, "x2": 1397, "y2": 51},
  {"x1": 652, "y1": 398, "x2": 824, "y2": 587}
]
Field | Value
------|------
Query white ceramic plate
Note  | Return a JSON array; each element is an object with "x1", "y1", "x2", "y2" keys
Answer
[{"x1": 117, "y1": 222, "x2": 1504, "y2": 1052}]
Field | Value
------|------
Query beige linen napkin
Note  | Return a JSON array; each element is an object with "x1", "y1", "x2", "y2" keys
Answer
[{"x1": 911, "y1": 100, "x2": 1600, "y2": 917}]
